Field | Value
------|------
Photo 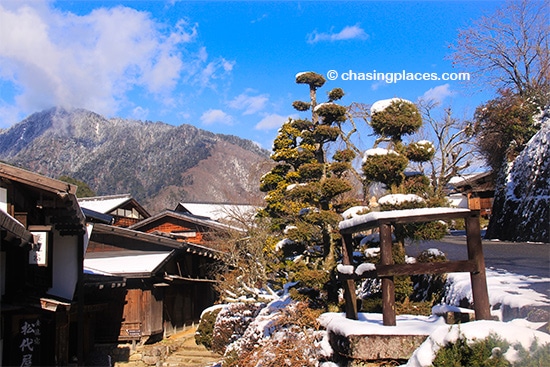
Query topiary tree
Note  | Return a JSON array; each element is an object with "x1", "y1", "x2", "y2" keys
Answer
[
  {"x1": 358, "y1": 98, "x2": 448, "y2": 308},
  {"x1": 362, "y1": 98, "x2": 447, "y2": 250},
  {"x1": 259, "y1": 71, "x2": 359, "y2": 308}
]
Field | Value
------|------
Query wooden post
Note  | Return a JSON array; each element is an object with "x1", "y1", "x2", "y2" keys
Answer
[
  {"x1": 341, "y1": 233, "x2": 358, "y2": 320},
  {"x1": 379, "y1": 223, "x2": 396, "y2": 326},
  {"x1": 465, "y1": 212, "x2": 492, "y2": 320}
]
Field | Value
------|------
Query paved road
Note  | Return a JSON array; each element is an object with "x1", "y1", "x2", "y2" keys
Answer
[{"x1": 405, "y1": 234, "x2": 550, "y2": 297}]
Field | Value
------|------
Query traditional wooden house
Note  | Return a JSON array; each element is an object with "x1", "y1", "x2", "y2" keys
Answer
[
  {"x1": 78, "y1": 194, "x2": 150, "y2": 227},
  {"x1": 448, "y1": 172, "x2": 496, "y2": 218},
  {"x1": 84, "y1": 222, "x2": 225, "y2": 343},
  {"x1": 129, "y1": 209, "x2": 243, "y2": 247},
  {"x1": 0, "y1": 162, "x2": 88, "y2": 366}
]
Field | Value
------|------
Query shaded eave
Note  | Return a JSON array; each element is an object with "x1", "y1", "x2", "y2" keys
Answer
[
  {"x1": 0, "y1": 209, "x2": 35, "y2": 245},
  {"x1": 0, "y1": 162, "x2": 86, "y2": 227}
]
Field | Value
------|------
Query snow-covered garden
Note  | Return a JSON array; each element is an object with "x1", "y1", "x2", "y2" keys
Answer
[{"x1": 197, "y1": 259, "x2": 550, "y2": 367}]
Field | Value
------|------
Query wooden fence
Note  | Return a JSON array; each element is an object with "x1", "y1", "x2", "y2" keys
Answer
[{"x1": 339, "y1": 208, "x2": 491, "y2": 325}]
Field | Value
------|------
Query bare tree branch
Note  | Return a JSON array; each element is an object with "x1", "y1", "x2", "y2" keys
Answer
[{"x1": 450, "y1": 0, "x2": 549, "y2": 100}]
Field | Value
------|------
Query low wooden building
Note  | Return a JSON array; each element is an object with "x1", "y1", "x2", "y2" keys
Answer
[
  {"x1": 448, "y1": 172, "x2": 495, "y2": 218},
  {"x1": 0, "y1": 162, "x2": 88, "y2": 366},
  {"x1": 84, "y1": 223, "x2": 225, "y2": 343}
]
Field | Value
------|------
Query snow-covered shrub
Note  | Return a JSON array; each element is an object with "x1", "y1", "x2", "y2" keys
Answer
[
  {"x1": 223, "y1": 300, "x2": 330, "y2": 367},
  {"x1": 362, "y1": 152, "x2": 409, "y2": 187},
  {"x1": 406, "y1": 140, "x2": 435, "y2": 162},
  {"x1": 195, "y1": 306, "x2": 223, "y2": 349},
  {"x1": 431, "y1": 332, "x2": 550, "y2": 367},
  {"x1": 211, "y1": 302, "x2": 266, "y2": 354},
  {"x1": 370, "y1": 99, "x2": 422, "y2": 140},
  {"x1": 432, "y1": 332, "x2": 510, "y2": 366}
]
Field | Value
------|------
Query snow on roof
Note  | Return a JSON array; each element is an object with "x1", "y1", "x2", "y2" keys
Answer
[
  {"x1": 339, "y1": 207, "x2": 471, "y2": 231},
  {"x1": 177, "y1": 202, "x2": 259, "y2": 221},
  {"x1": 84, "y1": 251, "x2": 173, "y2": 276},
  {"x1": 370, "y1": 97, "x2": 411, "y2": 114},
  {"x1": 78, "y1": 194, "x2": 132, "y2": 214}
]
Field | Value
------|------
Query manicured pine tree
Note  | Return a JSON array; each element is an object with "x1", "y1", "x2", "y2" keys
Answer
[
  {"x1": 259, "y1": 71, "x2": 358, "y2": 307},
  {"x1": 362, "y1": 98, "x2": 446, "y2": 253}
]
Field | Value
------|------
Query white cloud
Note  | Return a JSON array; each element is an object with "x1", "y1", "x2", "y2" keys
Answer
[
  {"x1": 420, "y1": 84, "x2": 455, "y2": 104},
  {"x1": 255, "y1": 113, "x2": 296, "y2": 131},
  {"x1": 131, "y1": 106, "x2": 149, "y2": 121},
  {"x1": 0, "y1": 1, "x2": 233, "y2": 120},
  {"x1": 200, "y1": 109, "x2": 234, "y2": 126},
  {"x1": 307, "y1": 24, "x2": 368, "y2": 44},
  {"x1": 228, "y1": 90, "x2": 269, "y2": 115}
]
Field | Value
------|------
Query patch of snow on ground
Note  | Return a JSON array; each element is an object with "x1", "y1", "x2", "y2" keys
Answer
[
  {"x1": 444, "y1": 268, "x2": 550, "y2": 310},
  {"x1": 319, "y1": 312, "x2": 448, "y2": 336},
  {"x1": 425, "y1": 248, "x2": 445, "y2": 257}
]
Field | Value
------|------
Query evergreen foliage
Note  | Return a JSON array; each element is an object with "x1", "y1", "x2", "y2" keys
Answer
[
  {"x1": 259, "y1": 71, "x2": 358, "y2": 307},
  {"x1": 362, "y1": 98, "x2": 448, "y2": 249},
  {"x1": 473, "y1": 89, "x2": 541, "y2": 173},
  {"x1": 433, "y1": 333, "x2": 550, "y2": 367},
  {"x1": 370, "y1": 99, "x2": 423, "y2": 141},
  {"x1": 58, "y1": 175, "x2": 96, "y2": 197}
]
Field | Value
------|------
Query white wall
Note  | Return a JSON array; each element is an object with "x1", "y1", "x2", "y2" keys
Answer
[{"x1": 48, "y1": 231, "x2": 80, "y2": 300}]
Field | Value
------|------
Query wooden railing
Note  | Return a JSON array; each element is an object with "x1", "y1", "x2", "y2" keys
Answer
[{"x1": 339, "y1": 208, "x2": 491, "y2": 326}]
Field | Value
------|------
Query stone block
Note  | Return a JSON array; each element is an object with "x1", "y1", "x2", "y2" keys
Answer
[{"x1": 330, "y1": 332, "x2": 428, "y2": 361}]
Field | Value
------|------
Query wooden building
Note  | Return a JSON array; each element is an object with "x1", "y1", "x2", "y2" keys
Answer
[
  {"x1": 448, "y1": 172, "x2": 496, "y2": 218},
  {"x1": 129, "y1": 209, "x2": 242, "y2": 247},
  {"x1": 0, "y1": 162, "x2": 88, "y2": 366},
  {"x1": 78, "y1": 194, "x2": 150, "y2": 227},
  {"x1": 84, "y1": 223, "x2": 225, "y2": 343}
]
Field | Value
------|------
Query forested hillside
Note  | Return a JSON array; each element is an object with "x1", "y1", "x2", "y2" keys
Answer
[{"x1": 0, "y1": 107, "x2": 271, "y2": 213}]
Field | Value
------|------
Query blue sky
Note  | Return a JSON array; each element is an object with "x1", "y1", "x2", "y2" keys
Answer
[{"x1": 0, "y1": 0, "x2": 503, "y2": 149}]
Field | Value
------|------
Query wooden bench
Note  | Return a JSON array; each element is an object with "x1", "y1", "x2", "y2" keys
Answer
[{"x1": 339, "y1": 207, "x2": 491, "y2": 325}]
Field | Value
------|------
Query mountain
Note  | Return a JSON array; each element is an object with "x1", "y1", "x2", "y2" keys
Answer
[{"x1": 0, "y1": 107, "x2": 272, "y2": 213}]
